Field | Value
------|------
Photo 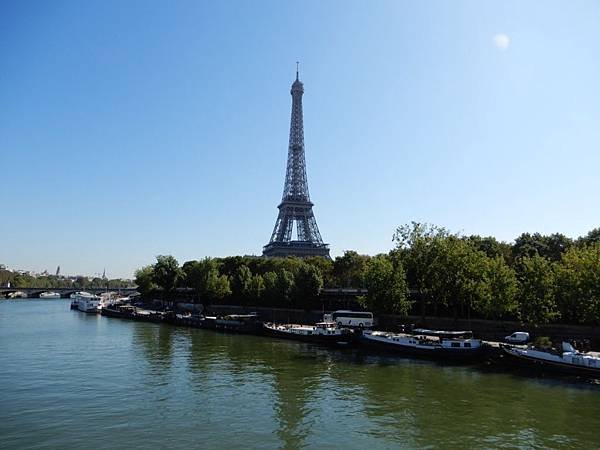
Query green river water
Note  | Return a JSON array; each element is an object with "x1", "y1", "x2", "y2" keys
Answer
[{"x1": 1, "y1": 299, "x2": 599, "y2": 449}]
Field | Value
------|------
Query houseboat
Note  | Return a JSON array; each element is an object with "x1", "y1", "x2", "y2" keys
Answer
[
  {"x1": 500, "y1": 342, "x2": 600, "y2": 377},
  {"x1": 214, "y1": 314, "x2": 262, "y2": 334},
  {"x1": 101, "y1": 304, "x2": 136, "y2": 319},
  {"x1": 358, "y1": 328, "x2": 488, "y2": 360},
  {"x1": 70, "y1": 292, "x2": 98, "y2": 311},
  {"x1": 263, "y1": 321, "x2": 355, "y2": 345},
  {"x1": 77, "y1": 296, "x2": 101, "y2": 313}
]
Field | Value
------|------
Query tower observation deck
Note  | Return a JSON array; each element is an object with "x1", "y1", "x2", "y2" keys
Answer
[{"x1": 263, "y1": 67, "x2": 330, "y2": 258}]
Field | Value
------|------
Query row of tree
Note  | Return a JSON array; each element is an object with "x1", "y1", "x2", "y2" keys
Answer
[
  {"x1": 393, "y1": 223, "x2": 600, "y2": 325},
  {"x1": 134, "y1": 224, "x2": 600, "y2": 325},
  {"x1": 0, "y1": 269, "x2": 135, "y2": 290},
  {"x1": 135, "y1": 255, "x2": 325, "y2": 310}
]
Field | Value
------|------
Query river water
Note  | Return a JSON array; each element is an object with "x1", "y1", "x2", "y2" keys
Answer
[{"x1": 1, "y1": 300, "x2": 599, "y2": 449}]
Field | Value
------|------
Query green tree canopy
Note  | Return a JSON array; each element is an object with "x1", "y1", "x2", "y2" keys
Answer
[
  {"x1": 555, "y1": 243, "x2": 600, "y2": 324},
  {"x1": 393, "y1": 222, "x2": 450, "y2": 317},
  {"x1": 477, "y1": 256, "x2": 518, "y2": 319},
  {"x1": 184, "y1": 258, "x2": 231, "y2": 306},
  {"x1": 512, "y1": 232, "x2": 572, "y2": 262},
  {"x1": 231, "y1": 265, "x2": 253, "y2": 304},
  {"x1": 577, "y1": 228, "x2": 600, "y2": 247},
  {"x1": 135, "y1": 265, "x2": 156, "y2": 297},
  {"x1": 293, "y1": 264, "x2": 323, "y2": 309},
  {"x1": 249, "y1": 273, "x2": 265, "y2": 304},
  {"x1": 332, "y1": 251, "x2": 370, "y2": 287},
  {"x1": 361, "y1": 254, "x2": 409, "y2": 315},
  {"x1": 516, "y1": 255, "x2": 559, "y2": 325},
  {"x1": 153, "y1": 255, "x2": 184, "y2": 294}
]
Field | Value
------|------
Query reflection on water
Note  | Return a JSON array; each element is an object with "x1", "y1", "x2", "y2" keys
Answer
[{"x1": 2, "y1": 300, "x2": 600, "y2": 449}]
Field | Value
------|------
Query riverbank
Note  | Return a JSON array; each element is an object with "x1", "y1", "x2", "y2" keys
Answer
[
  {"x1": 94, "y1": 299, "x2": 600, "y2": 372},
  {"x1": 152, "y1": 303, "x2": 600, "y2": 351}
]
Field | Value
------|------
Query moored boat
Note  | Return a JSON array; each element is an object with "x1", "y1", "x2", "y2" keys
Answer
[
  {"x1": 101, "y1": 304, "x2": 136, "y2": 319},
  {"x1": 359, "y1": 328, "x2": 488, "y2": 360},
  {"x1": 263, "y1": 321, "x2": 355, "y2": 345},
  {"x1": 214, "y1": 314, "x2": 262, "y2": 334},
  {"x1": 77, "y1": 296, "x2": 101, "y2": 313},
  {"x1": 39, "y1": 291, "x2": 61, "y2": 299},
  {"x1": 500, "y1": 342, "x2": 600, "y2": 377},
  {"x1": 70, "y1": 292, "x2": 100, "y2": 312},
  {"x1": 97, "y1": 292, "x2": 130, "y2": 310}
]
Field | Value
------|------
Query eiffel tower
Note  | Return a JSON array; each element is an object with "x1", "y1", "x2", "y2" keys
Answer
[{"x1": 263, "y1": 66, "x2": 330, "y2": 258}]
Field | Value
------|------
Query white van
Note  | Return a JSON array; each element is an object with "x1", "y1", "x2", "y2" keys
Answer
[
  {"x1": 505, "y1": 331, "x2": 530, "y2": 344},
  {"x1": 323, "y1": 310, "x2": 374, "y2": 328}
]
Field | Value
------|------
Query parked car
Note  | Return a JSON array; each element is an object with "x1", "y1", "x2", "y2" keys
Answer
[{"x1": 505, "y1": 331, "x2": 530, "y2": 344}]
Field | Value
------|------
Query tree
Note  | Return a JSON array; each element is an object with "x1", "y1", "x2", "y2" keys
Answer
[
  {"x1": 135, "y1": 265, "x2": 156, "y2": 297},
  {"x1": 231, "y1": 265, "x2": 252, "y2": 304},
  {"x1": 332, "y1": 251, "x2": 370, "y2": 287},
  {"x1": 249, "y1": 274, "x2": 265, "y2": 304},
  {"x1": 555, "y1": 243, "x2": 600, "y2": 324},
  {"x1": 577, "y1": 228, "x2": 600, "y2": 247},
  {"x1": 516, "y1": 255, "x2": 559, "y2": 325},
  {"x1": 74, "y1": 276, "x2": 90, "y2": 289},
  {"x1": 465, "y1": 235, "x2": 512, "y2": 264},
  {"x1": 512, "y1": 232, "x2": 572, "y2": 262},
  {"x1": 262, "y1": 271, "x2": 279, "y2": 305},
  {"x1": 185, "y1": 258, "x2": 230, "y2": 306},
  {"x1": 304, "y1": 256, "x2": 334, "y2": 286},
  {"x1": 476, "y1": 256, "x2": 518, "y2": 319},
  {"x1": 204, "y1": 268, "x2": 231, "y2": 304},
  {"x1": 293, "y1": 264, "x2": 323, "y2": 309},
  {"x1": 393, "y1": 222, "x2": 449, "y2": 318},
  {"x1": 276, "y1": 269, "x2": 295, "y2": 306},
  {"x1": 153, "y1": 255, "x2": 184, "y2": 306},
  {"x1": 185, "y1": 259, "x2": 213, "y2": 303},
  {"x1": 428, "y1": 237, "x2": 489, "y2": 322},
  {"x1": 361, "y1": 254, "x2": 409, "y2": 315}
]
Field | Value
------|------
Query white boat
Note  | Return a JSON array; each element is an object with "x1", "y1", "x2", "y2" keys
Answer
[
  {"x1": 40, "y1": 292, "x2": 61, "y2": 299},
  {"x1": 70, "y1": 292, "x2": 100, "y2": 312},
  {"x1": 97, "y1": 292, "x2": 130, "y2": 310},
  {"x1": 500, "y1": 342, "x2": 600, "y2": 377},
  {"x1": 263, "y1": 321, "x2": 354, "y2": 345},
  {"x1": 359, "y1": 328, "x2": 487, "y2": 360},
  {"x1": 77, "y1": 296, "x2": 101, "y2": 313}
]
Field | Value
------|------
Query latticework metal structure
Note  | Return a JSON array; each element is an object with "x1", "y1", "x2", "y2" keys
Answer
[{"x1": 263, "y1": 68, "x2": 330, "y2": 258}]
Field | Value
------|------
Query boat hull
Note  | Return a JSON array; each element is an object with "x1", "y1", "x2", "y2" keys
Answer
[
  {"x1": 214, "y1": 320, "x2": 262, "y2": 335},
  {"x1": 500, "y1": 345, "x2": 600, "y2": 378},
  {"x1": 263, "y1": 325, "x2": 355, "y2": 346},
  {"x1": 101, "y1": 307, "x2": 134, "y2": 319},
  {"x1": 358, "y1": 334, "x2": 488, "y2": 361}
]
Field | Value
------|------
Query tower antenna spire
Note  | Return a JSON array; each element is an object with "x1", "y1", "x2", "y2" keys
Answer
[{"x1": 296, "y1": 61, "x2": 299, "y2": 80}]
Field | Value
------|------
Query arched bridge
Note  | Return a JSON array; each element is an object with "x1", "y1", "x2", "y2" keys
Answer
[{"x1": 0, "y1": 287, "x2": 139, "y2": 298}]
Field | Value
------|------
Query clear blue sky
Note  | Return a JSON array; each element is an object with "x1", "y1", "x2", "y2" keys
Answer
[{"x1": 2, "y1": 1, "x2": 599, "y2": 278}]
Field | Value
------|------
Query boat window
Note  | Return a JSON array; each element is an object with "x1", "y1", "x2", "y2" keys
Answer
[
  {"x1": 464, "y1": 342, "x2": 471, "y2": 348},
  {"x1": 451, "y1": 342, "x2": 460, "y2": 348}
]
